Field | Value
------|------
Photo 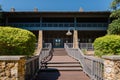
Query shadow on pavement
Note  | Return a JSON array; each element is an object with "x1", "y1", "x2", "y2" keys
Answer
[{"x1": 35, "y1": 68, "x2": 60, "y2": 80}]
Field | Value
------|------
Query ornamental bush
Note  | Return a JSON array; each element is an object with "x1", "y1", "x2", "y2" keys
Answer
[
  {"x1": 0, "y1": 27, "x2": 36, "y2": 55},
  {"x1": 93, "y1": 35, "x2": 120, "y2": 57}
]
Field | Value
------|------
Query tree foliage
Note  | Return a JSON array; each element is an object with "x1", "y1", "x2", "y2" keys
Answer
[
  {"x1": 111, "y1": 0, "x2": 120, "y2": 10},
  {"x1": 108, "y1": 19, "x2": 120, "y2": 35},
  {"x1": 94, "y1": 35, "x2": 120, "y2": 57},
  {"x1": 0, "y1": 5, "x2": 2, "y2": 11},
  {"x1": 107, "y1": 0, "x2": 120, "y2": 35},
  {"x1": 110, "y1": 9, "x2": 120, "y2": 18},
  {"x1": 0, "y1": 5, "x2": 2, "y2": 23},
  {"x1": 0, "y1": 27, "x2": 36, "y2": 56}
]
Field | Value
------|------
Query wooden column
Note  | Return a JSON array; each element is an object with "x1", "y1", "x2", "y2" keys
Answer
[
  {"x1": 37, "y1": 30, "x2": 43, "y2": 52},
  {"x1": 73, "y1": 30, "x2": 79, "y2": 48}
]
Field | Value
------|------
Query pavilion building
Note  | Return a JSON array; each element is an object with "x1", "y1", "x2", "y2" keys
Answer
[{"x1": 0, "y1": 8, "x2": 111, "y2": 48}]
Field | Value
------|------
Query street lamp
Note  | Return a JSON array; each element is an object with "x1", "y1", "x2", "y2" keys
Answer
[
  {"x1": 66, "y1": 27, "x2": 75, "y2": 36},
  {"x1": 66, "y1": 30, "x2": 72, "y2": 36},
  {"x1": 66, "y1": 27, "x2": 79, "y2": 48}
]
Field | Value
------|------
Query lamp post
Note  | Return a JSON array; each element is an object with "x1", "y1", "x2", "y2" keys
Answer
[
  {"x1": 66, "y1": 27, "x2": 79, "y2": 48},
  {"x1": 66, "y1": 27, "x2": 75, "y2": 36}
]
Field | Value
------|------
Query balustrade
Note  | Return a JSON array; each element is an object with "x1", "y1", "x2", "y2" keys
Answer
[
  {"x1": 25, "y1": 43, "x2": 52, "y2": 80},
  {"x1": 8, "y1": 23, "x2": 107, "y2": 30},
  {"x1": 65, "y1": 43, "x2": 104, "y2": 80}
]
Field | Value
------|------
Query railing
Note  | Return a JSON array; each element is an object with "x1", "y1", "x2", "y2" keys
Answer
[
  {"x1": 76, "y1": 23, "x2": 107, "y2": 27},
  {"x1": 43, "y1": 43, "x2": 52, "y2": 48},
  {"x1": 39, "y1": 43, "x2": 52, "y2": 69},
  {"x1": 8, "y1": 22, "x2": 107, "y2": 28},
  {"x1": 42, "y1": 23, "x2": 74, "y2": 27},
  {"x1": 0, "y1": 23, "x2": 4, "y2": 26},
  {"x1": 65, "y1": 43, "x2": 104, "y2": 80},
  {"x1": 79, "y1": 43, "x2": 94, "y2": 50},
  {"x1": 25, "y1": 43, "x2": 52, "y2": 80},
  {"x1": 25, "y1": 56, "x2": 39, "y2": 80},
  {"x1": 8, "y1": 23, "x2": 41, "y2": 27},
  {"x1": 66, "y1": 43, "x2": 94, "y2": 50}
]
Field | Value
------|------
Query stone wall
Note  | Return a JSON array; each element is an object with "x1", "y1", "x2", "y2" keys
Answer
[
  {"x1": 0, "y1": 56, "x2": 25, "y2": 80},
  {"x1": 103, "y1": 56, "x2": 120, "y2": 80},
  {"x1": 115, "y1": 61, "x2": 120, "y2": 79}
]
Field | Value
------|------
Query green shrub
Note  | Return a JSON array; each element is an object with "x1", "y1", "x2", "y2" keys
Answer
[
  {"x1": 0, "y1": 27, "x2": 36, "y2": 56},
  {"x1": 93, "y1": 35, "x2": 120, "y2": 57}
]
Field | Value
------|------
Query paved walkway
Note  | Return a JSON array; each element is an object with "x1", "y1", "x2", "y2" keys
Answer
[
  {"x1": 37, "y1": 70, "x2": 90, "y2": 80},
  {"x1": 47, "y1": 56, "x2": 90, "y2": 80}
]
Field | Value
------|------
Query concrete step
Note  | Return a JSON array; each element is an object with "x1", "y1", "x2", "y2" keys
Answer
[
  {"x1": 53, "y1": 51, "x2": 67, "y2": 53},
  {"x1": 46, "y1": 63, "x2": 81, "y2": 67},
  {"x1": 41, "y1": 67, "x2": 82, "y2": 71},
  {"x1": 53, "y1": 53, "x2": 67, "y2": 56},
  {"x1": 46, "y1": 61, "x2": 79, "y2": 64},
  {"x1": 41, "y1": 61, "x2": 82, "y2": 71},
  {"x1": 53, "y1": 48, "x2": 68, "y2": 56},
  {"x1": 53, "y1": 48, "x2": 65, "y2": 50}
]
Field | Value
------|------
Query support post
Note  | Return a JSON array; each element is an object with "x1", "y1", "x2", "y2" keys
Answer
[
  {"x1": 73, "y1": 30, "x2": 79, "y2": 48},
  {"x1": 37, "y1": 30, "x2": 43, "y2": 53},
  {"x1": 40, "y1": 17, "x2": 42, "y2": 27},
  {"x1": 6, "y1": 17, "x2": 8, "y2": 25},
  {"x1": 74, "y1": 17, "x2": 77, "y2": 27}
]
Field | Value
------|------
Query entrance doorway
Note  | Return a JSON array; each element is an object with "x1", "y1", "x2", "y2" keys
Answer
[
  {"x1": 53, "y1": 38, "x2": 63, "y2": 48},
  {"x1": 43, "y1": 31, "x2": 73, "y2": 48}
]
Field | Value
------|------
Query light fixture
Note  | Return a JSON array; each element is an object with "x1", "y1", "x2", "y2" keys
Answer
[{"x1": 66, "y1": 30, "x2": 72, "y2": 36}]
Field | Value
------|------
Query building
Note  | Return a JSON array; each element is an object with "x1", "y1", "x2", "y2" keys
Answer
[{"x1": 0, "y1": 9, "x2": 110, "y2": 48}]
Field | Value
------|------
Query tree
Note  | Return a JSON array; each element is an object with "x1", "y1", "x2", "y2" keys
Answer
[
  {"x1": 107, "y1": 0, "x2": 120, "y2": 35},
  {"x1": 0, "y1": 5, "x2": 3, "y2": 23},
  {"x1": 0, "y1": 5, "x2": 2, "y2": 11},
  {"x1": 111, "y1": 0, "x2": 120, "y2": 10},
  {"x1": 108, "y1": 19, "x2": 120, "y2": 35}
]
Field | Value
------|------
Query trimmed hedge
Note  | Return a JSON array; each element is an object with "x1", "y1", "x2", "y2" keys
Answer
[
  {"x1": 93, "y1": 35, "x2": 120, "y2": 57},
  {"x1": 0, "y1": 27, "x2": 36, "y2": 55}
]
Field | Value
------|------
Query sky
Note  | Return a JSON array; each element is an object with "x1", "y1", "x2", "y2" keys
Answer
[{"x1": 0, "y1": 0, "x2": 112, "y2": 11}]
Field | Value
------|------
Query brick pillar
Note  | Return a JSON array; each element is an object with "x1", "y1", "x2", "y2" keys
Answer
[
  {"x1": 73, "y1": 30, "x2": 79, "y2": 48},
  {"x1": 37, "y1": 30, "x2": 43, "y2": 51},
  {"x1": 102, "y1": 56, "x2": 120, "y2": 80}
]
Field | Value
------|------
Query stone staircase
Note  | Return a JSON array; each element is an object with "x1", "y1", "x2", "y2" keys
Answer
[
  {"x1": 44, "y1": 62, "x2": 82, "y2": 71},
  {"x1": 41, "y1": 48, "x2": 82, "y2": 71},
  {"x1": 52, "y1": 48, "x2": 68, "y2": 56},
  {"x1": 34, "y1": 48, "x2": 90, "y2": 80}
]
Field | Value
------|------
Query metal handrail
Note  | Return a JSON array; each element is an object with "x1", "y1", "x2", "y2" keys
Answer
[
  {"x1": 25, "y1": 56, "x2": 39, "y2": 80},
  {"x1": 39, "y1": 43, "x2": 52, "y2": 69},
  {"x1": 66, "y1": 43, "x2": 94, "y2": 50},
  {"x1": 65, "y1": 43, "x2": 104, "y2": 80},
  {"x1": 79, "y1": 43, "x2": 94, "y2": 50},
  {"x1": 25, "y1": 43, "x2": 52, "y2": 80}
]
